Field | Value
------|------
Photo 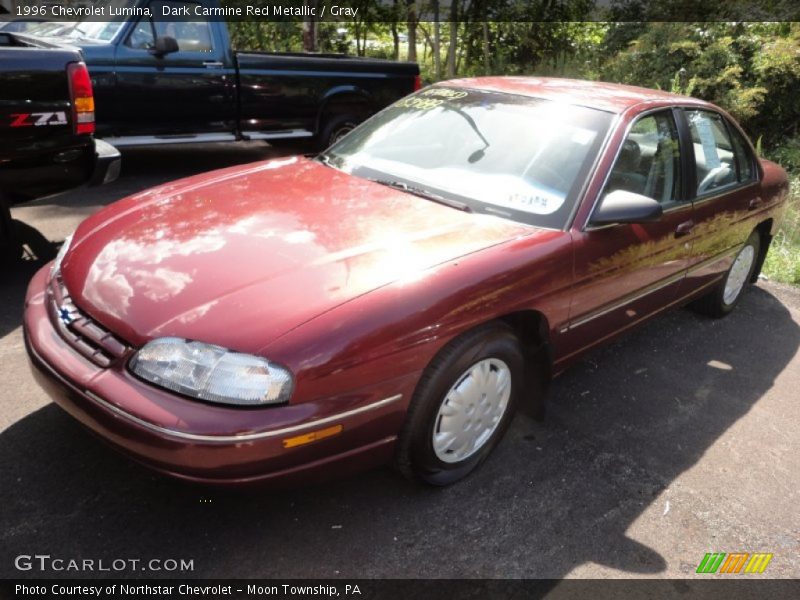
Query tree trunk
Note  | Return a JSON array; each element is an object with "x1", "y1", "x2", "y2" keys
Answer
[
  {"x1": 445, "y1": 0, "x2": 458, "y2": 77},
  {"x1": 406, "y1": 0, "x2": 417, "y2": 62},
  {"x1": 301, "y1": 0, "x2": 317, "y2": 52},
  {"x1": 432, "y1": 0, "x2": 441, "y2": 79},
  {"x1": 391, "y1": 24, "x2": 400, "y2": 60},
  {"x1": 482, "y1": 22, "x2": 490, "y2": 74}
]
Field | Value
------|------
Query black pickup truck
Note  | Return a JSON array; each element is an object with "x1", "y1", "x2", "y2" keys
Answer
[
  {"x1": 0, "y1": 31, "x2": 120, "y2": 262},
  {"x1": 17, "y1": 0, "x2": 421, "y2": 148}
]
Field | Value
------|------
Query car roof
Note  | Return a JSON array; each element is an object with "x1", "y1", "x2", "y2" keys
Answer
[{"x1": 442, "y1": 77, "x2": 713, "y2": 114}]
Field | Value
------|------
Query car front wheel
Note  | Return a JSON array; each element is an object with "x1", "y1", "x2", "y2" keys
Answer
[{"x1": 396, "y1": 323, "x2": 523, "y2": 486}]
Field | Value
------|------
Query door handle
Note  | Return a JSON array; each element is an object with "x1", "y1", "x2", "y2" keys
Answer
[
  {"x1": 203, "y1": 61, "x2": 224, "y2": 69},
  {"x1": 748, "y1": 197, "x2": 763, "y2": 210},
  {"x1": 675, "y1": 220, "x2": 695, "y2": 237}
]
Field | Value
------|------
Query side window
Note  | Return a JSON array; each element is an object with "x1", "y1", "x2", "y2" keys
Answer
[
  {"x1": 127, "y1": 19, "x2": 155, "y2": 49},
  {"x1": 685, "y1": 110, "x2": 738, "y2": 195},
  {"x1": 728, "y1": 123, "x2": 756, "y2": 183},
  {"x1": 605, "y1": 111, "x2": 682, "y2": 205},
  {"x1": 126, "y1": 1, "x2": 214, "y2": 53},
  {"x1": 151, "y1": 1, "x2": 213, "y2": 52}
]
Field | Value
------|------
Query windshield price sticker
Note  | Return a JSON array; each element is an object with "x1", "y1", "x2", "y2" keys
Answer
[
  {"x1": 500, "y1": 188, "x2": 565, "y2": 214},
  {"x1": 422, "y1": 88, "x2": 469, "y2": 100},
  {"x1": 394, "y1": 97, "x2": 444, "y2": 110},
  {"x1": 395, "y1": 88, "x2": 469, "y2": 110},
  {"x1": 507, "y1": 193, "x2": 552, "y2": 210}
]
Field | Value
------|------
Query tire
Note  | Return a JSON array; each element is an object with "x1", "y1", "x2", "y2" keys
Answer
[
  {"x1": 395, "y1": 323, "x2": 524, "y2": 486},
  {"x1": 0, "y1": 200, "x2": 22, "y2": 266},
  {"x1": 317, "y1": 114, "x2": 361, "y2": 151},
  {"x1": 0, "y1": 238, "x2": 23, "y2": 266},
  {"x1": 692, "y1": 231, "x2": 761, "y2": 318}
]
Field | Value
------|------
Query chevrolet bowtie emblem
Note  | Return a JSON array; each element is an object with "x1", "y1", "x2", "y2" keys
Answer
[{"x1": 58, "y1": 306, "x2": 74, "y2": 326}]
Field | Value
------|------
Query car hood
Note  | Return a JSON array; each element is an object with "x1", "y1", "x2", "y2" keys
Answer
[{"x1": 61, "y1": 156, "x2": 533, "y2": 353}]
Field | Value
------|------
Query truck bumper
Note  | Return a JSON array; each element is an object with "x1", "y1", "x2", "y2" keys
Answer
[{"x1": 88, "y1": 138, "x2": 121, "y2": 187}]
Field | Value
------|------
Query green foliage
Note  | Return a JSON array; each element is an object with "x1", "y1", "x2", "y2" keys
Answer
[
  {"x1": 763, "y1": 175, "x2": 800, "y2": 285},
  {"x1": 227, "y1": 21, "x2": 304, "y2": 52},
  {"x1": 599, "y1": 22, "x2": 800, "y2": 143},
  {"x1": 224, "y1": 10, "x2": 800, "y2": 285},
  {"x1": 768, "y1": 137, "x2": 800, "y2": 174}
]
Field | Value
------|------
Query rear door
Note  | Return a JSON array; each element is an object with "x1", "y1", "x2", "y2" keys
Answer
[
  {"x1": 561, "y1": 109, "x2": 694, "y2": 356},
  {"x1": 677, "y1": 108, "x2": 762, "y2": 293},
  {"x1": 111, "y1": 0, "x2": 236, "y2": 138}
]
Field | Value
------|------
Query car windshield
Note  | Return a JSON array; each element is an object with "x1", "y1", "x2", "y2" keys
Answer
[{"x1": 324, "y1": 87, "x2": 614, "y2": 229}]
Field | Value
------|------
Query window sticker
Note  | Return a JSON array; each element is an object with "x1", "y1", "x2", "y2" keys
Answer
[
  {"x1": 393, "y1": 96, "x2": 444, "y2": 110},
  {"x1": 394, "y1": 88, "x2": 470, "y2": 110},
  {"x1": 421, "y1": 88, "x2": 469, "y2": 100},
  {"x1": 460, "y1": 173, "x2": 567, "y2": 215},
  {"x1": 695, "y1": 116, "x2": 722, "y2": 169}
]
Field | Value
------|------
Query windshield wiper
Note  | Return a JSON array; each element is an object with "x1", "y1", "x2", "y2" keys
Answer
[
  {"x1": 372, "y1": 179, "x2": 471, "y2": 212},
  {"x1": 316, "y1": 152, "x2": 338, "y2": 168}
]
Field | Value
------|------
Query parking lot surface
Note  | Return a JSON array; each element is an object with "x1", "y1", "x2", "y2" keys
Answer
[{"x1": 1, "y1": 143, "x2": 798, "y2": 579}]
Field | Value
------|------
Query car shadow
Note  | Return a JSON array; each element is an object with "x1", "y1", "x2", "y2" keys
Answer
[
  {"x1": 0, "y1": 221, "x2": 58, "y2": 339},
  {"x1": 0, "y1": 285, "x2": 796, "y2": 579}
]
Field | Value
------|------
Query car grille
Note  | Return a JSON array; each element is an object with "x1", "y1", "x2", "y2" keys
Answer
[{"x1": 47, "y1": 274, "x2": 130, "y2": 367}]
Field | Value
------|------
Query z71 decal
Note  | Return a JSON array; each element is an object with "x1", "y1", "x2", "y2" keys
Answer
[{"x1": 9, "y1": 112, "x2": 68, "y2": 127}]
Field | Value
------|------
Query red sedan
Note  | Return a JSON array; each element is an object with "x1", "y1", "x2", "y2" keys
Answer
[{"x1": 24, "y1": 78, "x2": 789, "y2": 486}]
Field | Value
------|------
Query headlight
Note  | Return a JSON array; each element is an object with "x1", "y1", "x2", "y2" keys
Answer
[
  {"x1": 51, "y1": 233, "x2": 73, "y2": 277},
  {"x1": 129, "y1": 337, "x2": 294, "y2": 407}
]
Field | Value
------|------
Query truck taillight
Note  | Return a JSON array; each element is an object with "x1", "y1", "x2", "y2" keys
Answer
[
  {"x1": 67, "y1": 62, "x2": 95, "y2": 135},
  {"x1": 413, "y1": 75, "x2": 422, "y2": 91}
]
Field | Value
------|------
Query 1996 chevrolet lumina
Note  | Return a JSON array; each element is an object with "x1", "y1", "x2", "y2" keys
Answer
[{"x1": 24, "y1": 78, "x2": 789, "y2": 486}]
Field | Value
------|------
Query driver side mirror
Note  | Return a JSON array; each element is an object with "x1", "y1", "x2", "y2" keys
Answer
[
  {"x1": 590, "y1": 190, "x2": 663, "y2": 226},
  {"x1": 149, "y1": 36, "x2": 179, "y2": 57}
]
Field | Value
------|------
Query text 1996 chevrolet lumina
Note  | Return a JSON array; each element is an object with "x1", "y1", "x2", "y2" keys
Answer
[{"x1": 24, "y1": 78, "x2": 788, "y2": 486}]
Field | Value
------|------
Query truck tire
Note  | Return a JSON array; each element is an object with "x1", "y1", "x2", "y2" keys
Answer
[
  {"x1": 0, "y1": 198, "x2": 22, "y2": 265},
  {"x1": 317, "y1": 114, "x2": 361, "y2": 151}
]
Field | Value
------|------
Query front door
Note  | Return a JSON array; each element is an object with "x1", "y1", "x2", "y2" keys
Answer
[
  {"x1": 110, "y1": 0, "x2": 236, "y2": 138},
  {"x1": 559, "y1": 109, "x2": 694, "y2": 361}
]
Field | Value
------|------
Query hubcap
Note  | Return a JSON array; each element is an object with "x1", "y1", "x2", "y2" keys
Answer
[
  {"x1": 331, "y1": 125, "x2": 355, "y2": 144},
  {"x1": 723, "y1": 244, "x2": 755, "y2": 305},
  {"x1": 432, "y1": 358, "x2": 512, "y2": 463}
]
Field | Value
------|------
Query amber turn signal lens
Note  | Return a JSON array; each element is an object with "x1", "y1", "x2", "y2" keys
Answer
[
  {"x1": 74, "y1": 97, "x2": 95, "y2": 112},
  {"x1": 282, "y1": 424, "x2": 343, "y2": 448}
]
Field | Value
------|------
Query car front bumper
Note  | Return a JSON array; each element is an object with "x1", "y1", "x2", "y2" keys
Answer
[{"x1": 23, "y1": 265, "x2": 414, "y2": 486}]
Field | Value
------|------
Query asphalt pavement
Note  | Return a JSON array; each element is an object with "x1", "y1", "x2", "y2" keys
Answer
[{"x1": 1, "y1": 142, "x2": 798, "y2": 580}]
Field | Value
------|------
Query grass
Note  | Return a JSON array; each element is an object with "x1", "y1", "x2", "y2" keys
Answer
[{"x1": 762, "y1": 175, "x2": 800, "y2": 285}]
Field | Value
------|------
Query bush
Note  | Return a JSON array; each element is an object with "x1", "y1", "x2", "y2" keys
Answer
[{"x1": 763, "y1": 175, "x2": 800, "y2": 285}]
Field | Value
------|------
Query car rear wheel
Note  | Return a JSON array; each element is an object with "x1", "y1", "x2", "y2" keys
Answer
[
  {"x1": 396, "y1": 323, "x2": 523, "y2": 486},
  {"x1": 692, "y1": 231, "x2": 761, "y2": 318}
]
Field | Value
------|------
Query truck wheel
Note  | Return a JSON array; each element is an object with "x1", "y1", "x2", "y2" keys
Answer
[
  {"x1": 395, "y1": 323, "x2": 523, "y2": 486},
  {"x1": 0, "y1": 239, "x2": 23, "y2": 265},
  {"x1": 692, "y1": 231, "x2": 761, "y2": 318},
  {"x1": 317, "y1": 114, "x2": 360, "y2": 150}
]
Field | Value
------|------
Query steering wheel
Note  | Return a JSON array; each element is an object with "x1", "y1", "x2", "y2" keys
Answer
[{"x1": 697, "y1": 166, "x2": 732, "y2": 194}]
